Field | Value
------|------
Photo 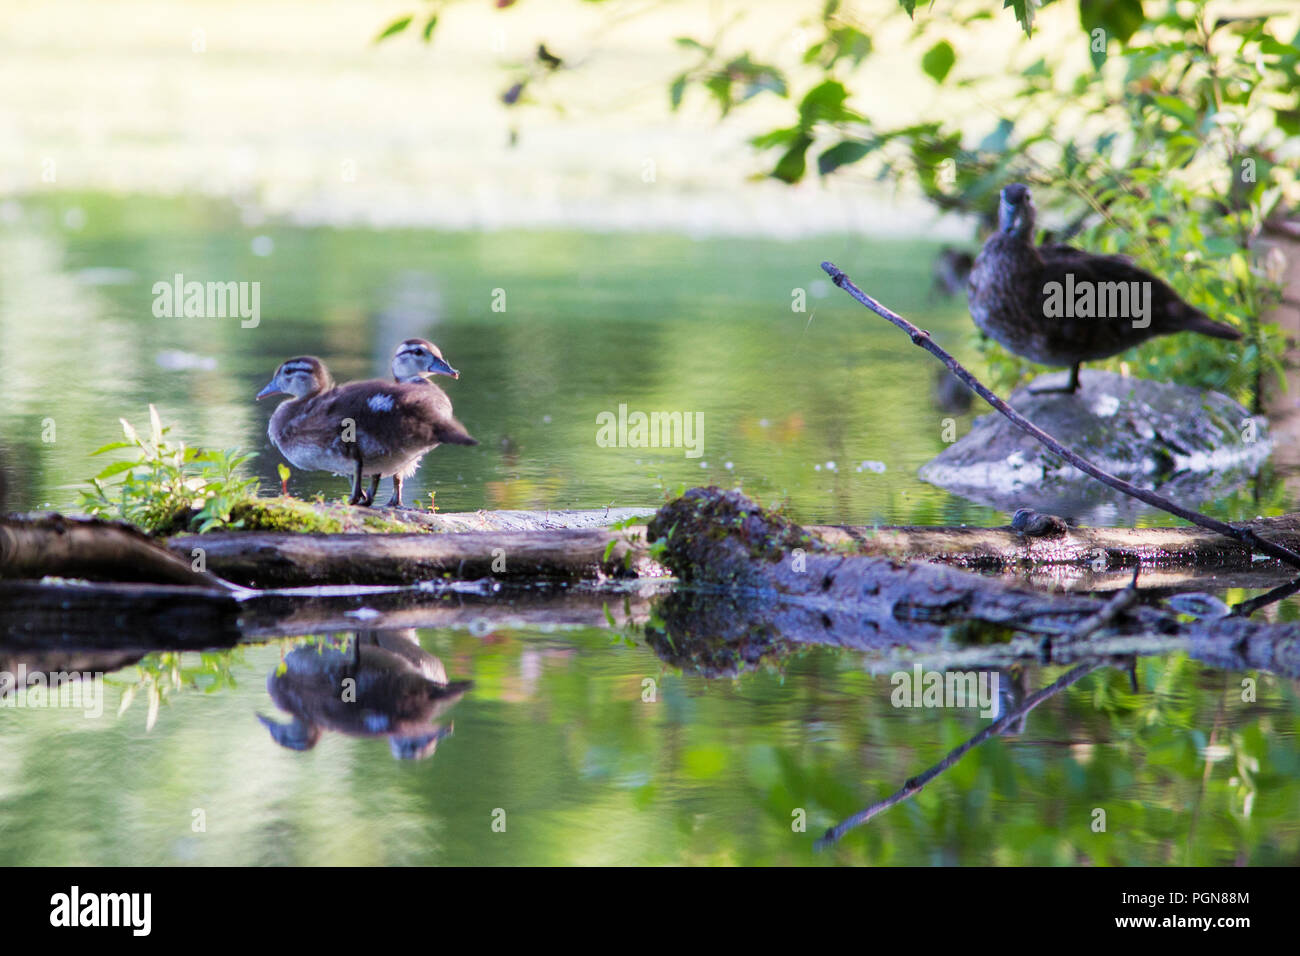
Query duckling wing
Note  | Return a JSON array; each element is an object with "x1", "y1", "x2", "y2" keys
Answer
[
  {"x1": 316, "y1": 380, "x2": 421, "y2": 461},
  {"x1": 396, "y1": 384, "x2": 479, "y2": 447}
]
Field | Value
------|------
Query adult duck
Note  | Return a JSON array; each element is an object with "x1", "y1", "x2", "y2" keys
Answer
[{"x1": 968, "y1": 183, "x2": 1240, "y2": 393}]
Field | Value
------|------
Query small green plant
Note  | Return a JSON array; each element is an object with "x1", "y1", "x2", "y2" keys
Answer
[
  {"x1": 80, "y1": 405, "x2": 260, "y2": 534},
  {"x1": 113, "y1": 648, "x2": 247, "y2": 730}
]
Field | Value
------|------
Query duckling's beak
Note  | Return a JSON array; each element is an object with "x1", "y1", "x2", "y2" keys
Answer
[
  {"x1": 425, "y1": 356, "x2": 459, "y2": 379},
  {"x1": 255, "y1": 381, "x2": 282, "y2": 400}
]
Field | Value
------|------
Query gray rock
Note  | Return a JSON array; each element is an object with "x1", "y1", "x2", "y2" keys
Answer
[{"x1": 919, "y1": 369, "x2": 1270, "y2": 524}]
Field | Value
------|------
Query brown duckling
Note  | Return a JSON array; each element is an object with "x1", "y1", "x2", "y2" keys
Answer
[
  {"x1": 255, "y1": 354, "x2": 476, "y2": 508},
  {"x1": 258, "y1": 629, "x2": 471, "y2": 759},
  {"x1": 1010, "y1": 508, "x2": 1068, "y2": 538},
  {"x1": 968, "y1": 183, "x2": 1241, "y2": 393}
]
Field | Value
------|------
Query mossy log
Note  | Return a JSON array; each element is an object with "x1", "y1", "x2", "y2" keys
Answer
[
  {"x1": 6, "y1": 504, "x2": 1300, "y2": 591},
  {"x1": 7, "y1": 486, "x2": 1300, "y2": 684},
  {"x1": 644, "y1": 487, "x2": 1300, "y2": 679},
  {"x1": 821, "y1": 519, "x2": 1300, "y2": 571}
]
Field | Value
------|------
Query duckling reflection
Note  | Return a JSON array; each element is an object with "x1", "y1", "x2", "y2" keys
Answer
[{"x1": 258, "y1": 629, "x2": 471, "y2": 759}]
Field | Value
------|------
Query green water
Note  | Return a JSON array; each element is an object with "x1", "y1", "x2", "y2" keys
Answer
[
  {"x1": 2, "y1": 194, "x2": 1299, "y2": 866},
  {"x1": 3, "y1": 631, "x2": 1299, "y2": 865},
  {"x1": 0, "y1": 192, "x2": 998, "y2": 526}
]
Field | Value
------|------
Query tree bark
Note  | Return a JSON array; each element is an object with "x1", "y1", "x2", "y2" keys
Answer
[
  {"x1": 163, "y1": 527, "x2": 663, "y2": 588},
  {"x1": 0, "y1": 514, "x2": 239, "y2": 589}
]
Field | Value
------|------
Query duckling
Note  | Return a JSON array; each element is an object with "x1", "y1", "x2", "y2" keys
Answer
[
  {"x1": 390, "y1": 337, "x2": 459, "y2": 384},
  {"x1": 1010, "y1": 508, "x2": 1068, "y2": 538},
  {"x1": 256, "y1": 354, "x2": 476, "y2": 508},
  {"x1": 968, "y1": 183, "x2": 1241, "y2": 393},
  {"x1": 258, "y1": 629, "x2": 471, "y2": 759}
]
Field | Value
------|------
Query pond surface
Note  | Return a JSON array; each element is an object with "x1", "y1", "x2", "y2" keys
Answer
[
  {"x1": 0, "y1": 192, "x2": 999, "y2": 526},
  {"x1": 2, "y1": 193, "x2": 1298, "y2": 866},
  {"x1": 3, "y1": 622, "x2": 1299, "y2": 866}
]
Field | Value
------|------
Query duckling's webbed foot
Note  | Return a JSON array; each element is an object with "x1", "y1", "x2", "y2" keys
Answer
[
  {"x1": 347, "y1": 458, "x2": 374, "y2": 506},
  {"x1": 359, "y1": 474, "x2": 379, "y2": 507},
  {"x1": 384, "y1": 474, "x2": 404, "y2": 509}
]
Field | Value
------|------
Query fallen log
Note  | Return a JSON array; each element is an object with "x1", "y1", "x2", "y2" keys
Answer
[
  {"x1": 382, "y1": 506, "x2": 655, "y2": 533},
  {"x1": 164, "y1": 527, "x2": 665, "y2": 588},
  {"x1": 0, "y1": 513, "x2": 240, "y2": 589},
  {"x1": 643, "y1": 487, "x2": 1300, "y2": 677},
  {"x1": 167, "y1": 518, "x2": 1300, "y2": 590},
  {"x1": 5, "y1": 507, "x2": 1299, "y2": 592},
  {"x1": 819, "y1": 516, "x2": 1300, "y2": 573}
]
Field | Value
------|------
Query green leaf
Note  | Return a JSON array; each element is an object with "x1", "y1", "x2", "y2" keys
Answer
[
  {"x1": 1005, "y1": 0, "x2": 1036, "y2": 37},
  {"x1": 94, "y1": 460, "x2": 139, "y2": 481},
  {"x1": 750, "y1": 125, "x2": 801, "y2": 149},
  {"x1": 675, "y1": 37, "x2": 709, "y2": 53},
  {"x1": 898, "y1": 0, "x2": 917, "y2": 15},
  {"x1": 705, "y1": 73, "x2": 733, "y2": 115},
  {"x1": 978, "y1": 118, "x2": 1014, "y2": 152},
  {"x1": 669, "y1": 74, "x2": 687, "y2": 110},
  {"x1": 817, "y1": 139, "x2": 874, "y2": 176},
  {"x1": 771, "y1": 133, "x2": 813, "y2": 183},
  {"x1": 798, "y1": 80, "x2": 849, "y2": 127},
  {"x1": 1152, "y1": 94, "x2": 1197, "y2": 127},
  {"x1": 422, "y1": 15, "x2": 438, "y2": 42},
  {"x1": 1258, "y1": 35, "x2": 1298, "y2": 57},
  {"x1": 1080, "y1": 0, "x2": 1145, "y2": 48},
  {"x1": 90, "y1": 441, "x2": 135, "y2": 456},
  {"x1": 921, "y1": 41, "x2": 956, "y2": 83},
  {"x1": 374, "y1": 15, "x2": 413, "y2": 43}
]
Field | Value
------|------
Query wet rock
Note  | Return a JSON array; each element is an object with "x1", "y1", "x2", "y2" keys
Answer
[{"x1": 919, "y1": 370, "x2": 1271, "y2": 524}]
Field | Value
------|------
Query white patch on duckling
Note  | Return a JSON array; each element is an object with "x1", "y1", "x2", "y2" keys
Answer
[{"x1": 368, "y1": 393, "x2": 396, "y2": 413}]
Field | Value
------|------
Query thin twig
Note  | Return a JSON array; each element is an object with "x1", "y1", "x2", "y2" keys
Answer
[
  {"x1": 817, "y1": 660, "x2": 1105, "y2": 849},
  {"x1": 1231, "y1": 574, "x2": 1300, "y2": 618},
  {"x1": 821, "y1": 261, "x2": 1300, "y2": 571},
  {"x1": 1049, "y1": 565, "x2": 1142, "y2": 651},
  {"x1": 818, "y1": 572, "x2": 1143, "y2": 849}
]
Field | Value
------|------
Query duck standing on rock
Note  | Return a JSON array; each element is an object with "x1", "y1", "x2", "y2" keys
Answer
[
  {"x1": 968, "y1": 183, "x2": 1241, "y2": 394},
  {"x1": 255, "y1": 346, "x2": 476, "y2": 508}
]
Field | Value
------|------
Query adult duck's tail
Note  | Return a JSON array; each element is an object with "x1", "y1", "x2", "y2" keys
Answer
[{"x1": 1182, "y1": 308, "x2": 1242, "y2": 341}]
